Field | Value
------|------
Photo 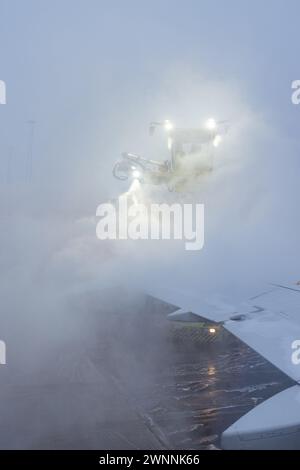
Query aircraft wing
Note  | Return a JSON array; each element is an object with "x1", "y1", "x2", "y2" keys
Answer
[{"x1": 147, "y1": 282, "x2": 300, "y2": 449}]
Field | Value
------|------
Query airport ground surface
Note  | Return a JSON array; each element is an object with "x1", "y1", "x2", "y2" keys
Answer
[{"x1": 0, "y1": 290, "x2": 292, "y2": 449}]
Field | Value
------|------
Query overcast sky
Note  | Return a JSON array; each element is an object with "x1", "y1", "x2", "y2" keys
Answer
[
  {"x1": 0, "y1": 0, "x2": 299, "y2": 188},
  {"x1": 0, "y1": 0, "x2": 300, "y2": 300}
]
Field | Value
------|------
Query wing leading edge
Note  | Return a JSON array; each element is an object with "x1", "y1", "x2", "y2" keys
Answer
[
  {"x1": 148, "y1": 282, "x2": 300, "y2": 449},
  {"x1": 148, "y1": 283, "x2": 300, "y2": 382}
]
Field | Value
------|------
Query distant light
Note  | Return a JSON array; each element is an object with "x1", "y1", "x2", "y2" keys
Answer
[
  {"x1": 132, "y1": 170, "x2": 141, "y2": 179},
  {"x1": 209, "y1": 328, "x2": 216, "y2": 334},
  {"x1": 213, "y1": 135, "x2": 222, "y2": 147},
  {"x1": 164, "y1": 120, "x2": 174, "y2": 131},
  {"x1": 205, "y1": 118, "x2": 217, "y2": 131}
]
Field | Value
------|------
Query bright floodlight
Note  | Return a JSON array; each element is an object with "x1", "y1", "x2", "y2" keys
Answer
[
  {"x1": 205, "y1": 118, "x2": 217, "y2": 131},
  {"x1": 209, "y1": 328, "x2": 216, "y2": 334},
  {"x1": 132, "y1": 170, "x2": 141, "y2": 179},
  {"x1": 213, "y1": 135, "x2": 222, "y2": 147},
  {"x1": 164, "y1": 120, "x2": 174, "y2": 131}
]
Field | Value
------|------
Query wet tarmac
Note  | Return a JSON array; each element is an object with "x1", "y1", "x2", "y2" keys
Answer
[{"x1": 0, "y1": 290, "x2": 293, "y2": 449}]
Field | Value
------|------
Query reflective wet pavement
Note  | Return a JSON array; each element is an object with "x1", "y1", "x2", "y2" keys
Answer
[
  {"x1": 89, "y1": 293, "x2": 293, "y2": 450},
  {"x1": 0, "y1": 290, "x2": 293, "y2": 449}
]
